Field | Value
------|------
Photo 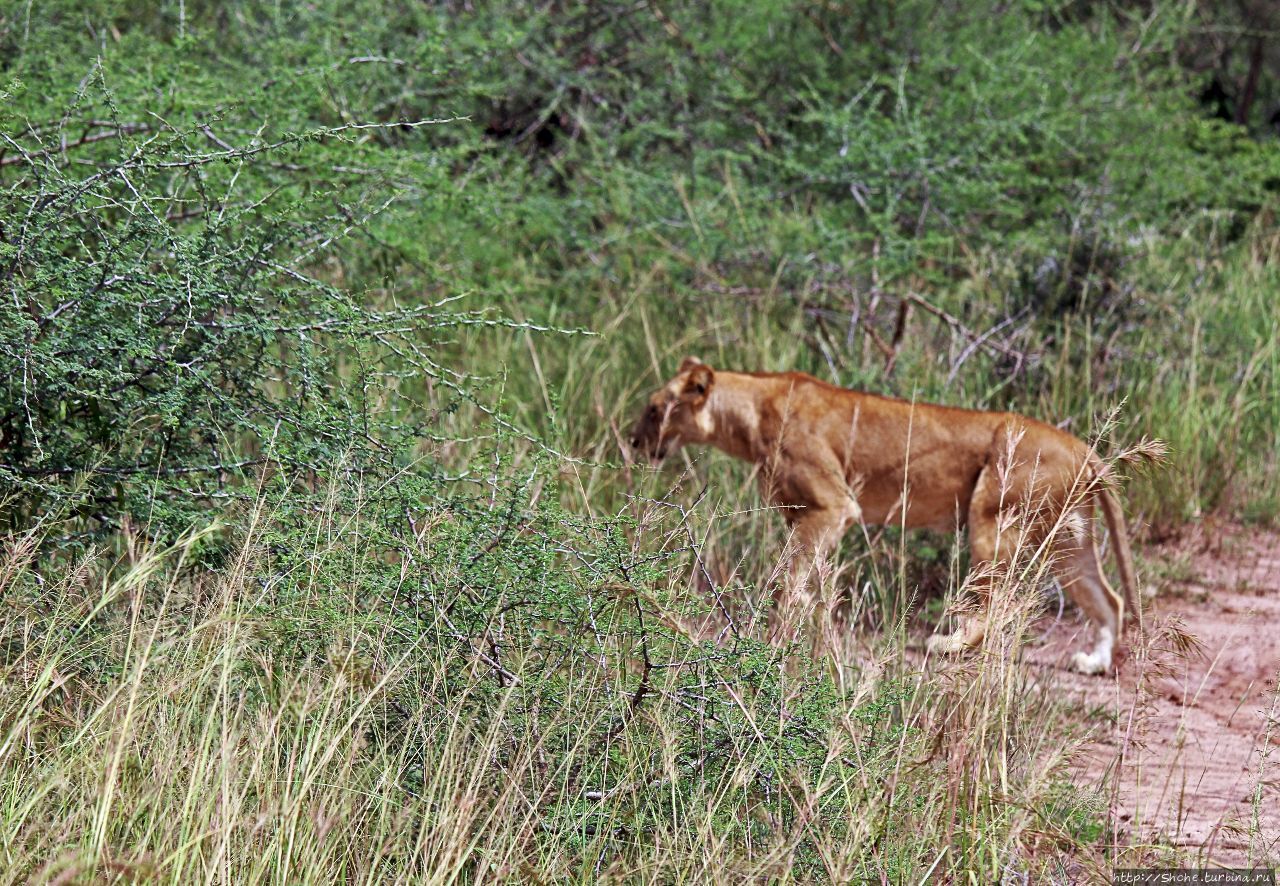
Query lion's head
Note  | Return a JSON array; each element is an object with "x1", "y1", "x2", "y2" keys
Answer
[{"x1": 628, "y1": 356, "x2": 716, "y2": 464}]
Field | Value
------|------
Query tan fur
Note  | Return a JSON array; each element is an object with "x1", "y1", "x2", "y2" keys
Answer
[{"x1": 629, "y1": 357, "x2": 1140, "y2": 675}]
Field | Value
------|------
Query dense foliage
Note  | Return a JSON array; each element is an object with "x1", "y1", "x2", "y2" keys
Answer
[
  {"x1": 1, "y1": 0, "x2": 1278, "y2": 879},
  {"x1": 4, "y1": 0, "x2": 1279, "y2": 530}
]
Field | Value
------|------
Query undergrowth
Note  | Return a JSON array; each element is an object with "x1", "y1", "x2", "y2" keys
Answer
[{"x1": 3, "y1": 0, "x2": 1279, "y2": 880}]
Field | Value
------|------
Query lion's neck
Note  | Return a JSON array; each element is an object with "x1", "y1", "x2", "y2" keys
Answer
[{"x1": 702, "y1": 374, "x2": 772, "y2": 463}]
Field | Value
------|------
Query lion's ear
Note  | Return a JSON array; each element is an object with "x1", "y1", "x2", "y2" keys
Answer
[
  {"x1": 678, "y1": 355, "x2": 704, "y2": 373},
  {"x1": 683, "y1": 363, "x2": 714, "y2": 401}
]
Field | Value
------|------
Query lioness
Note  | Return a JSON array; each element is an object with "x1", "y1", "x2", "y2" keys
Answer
[{"x1": 628, "y1": 357, "x2": 1139, "y2": 675}]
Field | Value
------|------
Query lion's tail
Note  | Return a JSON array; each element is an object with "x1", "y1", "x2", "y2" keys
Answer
[{"x1": 1088, "y1": 455, "x2": 1142, "y2": 636}]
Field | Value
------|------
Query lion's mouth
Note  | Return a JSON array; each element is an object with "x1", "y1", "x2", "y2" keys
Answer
[
  {"x1": 629, "y1": 431, "x2": 676, "y2": 466},
  {"x1": 649, "y1": 435, "x2": 679, "y2": 464},
  {"x1": 636, "y1": 443, "x2": 671, "y2": 466}
]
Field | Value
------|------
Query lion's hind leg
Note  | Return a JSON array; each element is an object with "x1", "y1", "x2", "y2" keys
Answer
[
  {"x1": 927, "y1": 460, "x2": 1015, "y2": 658},
  {"x1": 1053, "y1": 506, "x2": 1124, "y2": 675},
  {"x1": 925, "y1": 539, "x2": 1006, "y2": 657}
]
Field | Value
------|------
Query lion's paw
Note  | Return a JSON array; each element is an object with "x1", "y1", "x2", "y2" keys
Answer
[
  {"x1": 927, "y1": 633, "x2": 964, "y2": 656},
  {"x1": 1071, "y1": 650, "x2": 1109, "y2": 676}
]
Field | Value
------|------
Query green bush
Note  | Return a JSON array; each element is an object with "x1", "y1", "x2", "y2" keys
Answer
[{"x1": 2, "y1": 0, "x2": 1279, "y2": 878}]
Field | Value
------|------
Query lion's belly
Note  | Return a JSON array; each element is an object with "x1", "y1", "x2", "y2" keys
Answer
[
  {"x1": 850, "y1": 463, "x2": 981, "y2": 532},
  {"x1": 856, "y1": 490, "x2": 972, "y2": 532}
]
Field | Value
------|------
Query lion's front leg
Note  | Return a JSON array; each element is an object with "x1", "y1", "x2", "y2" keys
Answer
[{"x1": 766, "y1": 504, "x2": 857, "y2": 650}]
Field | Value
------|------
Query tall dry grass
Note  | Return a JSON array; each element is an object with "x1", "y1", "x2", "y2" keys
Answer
[{"x1": 0, "y1": 433, "x2": 1163, "y2": 882}]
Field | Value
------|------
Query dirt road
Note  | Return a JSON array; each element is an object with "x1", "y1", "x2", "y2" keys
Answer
[{"x1": 1043, "y1": 525, "x2": 1280, "y2": 866}]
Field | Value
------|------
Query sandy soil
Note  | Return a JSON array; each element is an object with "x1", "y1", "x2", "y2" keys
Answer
[{"x1": 1035, "y1": 524, "x2": 1280, "y2": 866}]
